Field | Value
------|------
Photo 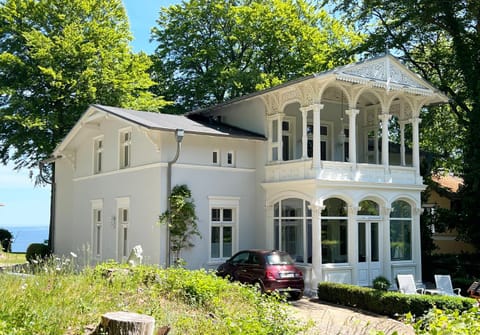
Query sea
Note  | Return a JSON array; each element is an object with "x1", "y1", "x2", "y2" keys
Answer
[{"x1": 1, "y1": 225, "x2": 49, "y2": 253}]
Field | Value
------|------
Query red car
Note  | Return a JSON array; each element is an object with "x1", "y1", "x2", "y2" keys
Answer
[{"x1": 216, "y1": 249, "x2": 304, "y2": 300}]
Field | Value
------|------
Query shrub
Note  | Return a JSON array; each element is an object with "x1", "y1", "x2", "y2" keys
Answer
[
  {"x1": 26, "y1": 243, "x2": 51, "y2": 263},
  {"x1": 407, "y1": 306, "x2": 480, "y2": 334},
  {"x1": 0, "y1": 228, "x2": 13, "y2": 252},
  {"x1": 373, "y1": 276, "x2": 391, "y2": 291},
  {"x1": 317, "y1": 282, "x2": 475, "y2": 318}
]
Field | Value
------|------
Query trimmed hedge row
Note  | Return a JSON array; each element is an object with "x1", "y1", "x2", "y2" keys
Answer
[{"x1": 317, "y1": 282, "x2": 475, "y2": 318}]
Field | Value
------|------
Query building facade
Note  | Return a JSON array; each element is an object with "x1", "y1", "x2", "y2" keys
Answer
[{"x1": 52, "y1": 55, "x2": 447, "y2": 292}]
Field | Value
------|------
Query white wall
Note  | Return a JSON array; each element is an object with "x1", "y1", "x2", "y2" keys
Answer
[{"x1": 54, "y1": 111, "x2": 264, "y2": 269}]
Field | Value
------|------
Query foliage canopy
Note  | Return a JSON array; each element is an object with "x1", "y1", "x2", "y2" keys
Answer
[
  {"x1": 0, "y1": 0, "x2": 167, "y2": 180},
  {"x1": 151, "y1": 0, "x2": 363, "y2": 113}
]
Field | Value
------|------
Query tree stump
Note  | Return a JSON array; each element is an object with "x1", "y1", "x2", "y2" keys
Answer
[{"x1": 99, "y1": 311, "x2": 155, "y2": 335}]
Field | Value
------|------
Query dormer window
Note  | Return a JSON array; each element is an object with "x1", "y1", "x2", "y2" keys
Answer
[{"x1": 119, "y1": 129, "x2": 131, "y2": 169}]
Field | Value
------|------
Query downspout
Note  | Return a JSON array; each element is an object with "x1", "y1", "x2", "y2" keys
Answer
[
  {"x1": 39, "y1": 155, "x2": 63, "y2": 252},
  {"x1": 165, "y1": 129, "x2": 184, "y2": 267}
]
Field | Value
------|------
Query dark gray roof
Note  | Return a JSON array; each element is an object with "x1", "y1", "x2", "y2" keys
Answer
[{"x1": 93, "y1": 104, "x2": 266, "y2": 140}]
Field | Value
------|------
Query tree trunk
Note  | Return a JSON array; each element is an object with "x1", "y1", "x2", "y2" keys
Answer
[{"x1": 98, "y1": 312, "x2": 155, "y2": 335}]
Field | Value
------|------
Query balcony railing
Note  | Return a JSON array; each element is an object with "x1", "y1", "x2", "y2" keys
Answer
[{"x1": 264, "y1": 159, "x2": 422, "y2": 185}]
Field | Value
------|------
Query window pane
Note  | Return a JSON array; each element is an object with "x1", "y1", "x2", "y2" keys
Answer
[
  {"x1": 212, "y1": 151, "x2": 218, "y2": 164},
  {"x1": 211, "y1": 226, "x2": 220, "y2": 258},
  {"x1": 391, "y1": 200, "x2": 411, "y2": 218},
  {"x1": 211, "y1": 208, "x2": 220, "y2": 221},
  {"x1": 223, "y1": 226, "x2": 232, "y2": 258},
  {"x1": 358, "y1": 200, "x2": 379, "y2": 216},
  {"x1": 274, "y1": 219, "x2": 279, "y2": 250},
  {"x1": 322, "y1": 219, "x2": 348, "y2": 264},
  {"x1": 272, "y1": 120, "x2": 278, "y2": 142},
  {"x1": 358, "y1": 222, "x2": 366, "y2": 262},
  {"x1": 371, "y1": 222, "x2": 379, "y2": 262},
  {"x1": 390, "y1": 219, "x2": 411, "y2": 260},
  {"x1": 321, "y1": 198, "x2": 347, "y2": 217},
  {"x1": 307, "y1": 219, "x2": 312, "y2": 264},
  {"x1": 123, "y1": 227, "x2": 128, "y2": 257},
  {"x1": 281, "y1": 220, "x2": 303, "y2": 262},
  {"x1": 96, "y1": 226, "x2": 101, "y2": 256},
  {"x1": 223, "y1": 208, "x2": 232, "y2": 221},
  {"x1": 282, "y1": 198, "x2": 303, "y2": 217}
]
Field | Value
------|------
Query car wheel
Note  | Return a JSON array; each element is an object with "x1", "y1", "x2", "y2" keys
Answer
[
  {"x1": 254, "y1": 281, "x2": 265, "y2": 294},
  {"x1": 289, "y1": 292, "x2": 302, "y2": 301}
]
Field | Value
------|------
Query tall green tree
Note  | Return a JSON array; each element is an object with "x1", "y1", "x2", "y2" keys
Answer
[
  {"x1": 151, "y1": 0, "x2": 363, "y2": 113},
  {"x1": 329, "y1": 0, "x2": 480, "y2": 248},
  {"x1": 0, "y1": 0, "x2": 167, "y2": 179}
]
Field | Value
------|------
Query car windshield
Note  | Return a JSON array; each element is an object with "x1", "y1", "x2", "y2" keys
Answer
[{"x1": 266, "y1": 253, "x2": 294, "y2": 265}]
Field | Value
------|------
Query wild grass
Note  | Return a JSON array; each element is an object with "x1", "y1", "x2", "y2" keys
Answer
[
  {"x1": 0, "y1": 252, "x2": 26, "y2": 266},
  {"x1": 0, "y1": 258, "x2": 309, "y2": 335}
]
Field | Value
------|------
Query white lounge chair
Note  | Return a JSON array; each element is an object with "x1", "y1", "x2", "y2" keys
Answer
[
  {"x1": 434, "y1": 274, "x2": 461, "y2": 296},
  {"x1": 397, "y1": 274, "x2": 425, "y2": 294}
]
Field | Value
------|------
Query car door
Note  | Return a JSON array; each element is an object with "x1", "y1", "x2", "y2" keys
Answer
[{"x1": 234, "y1": 251, "x2": 264, "y2": 285}]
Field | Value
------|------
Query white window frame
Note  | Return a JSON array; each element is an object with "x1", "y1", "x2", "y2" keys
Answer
[
  {"x1": 116, "y1": 197, "x2": 130, "y2": 261},
  {"x1": 212, "y1": 149, "x2": 220, "y2": 165},
  {"x1": 119, "y1": 128, "x2": 132, "y2": 169},
  {"x1": 91, "y1": 199, "x2": 103, "y2": 259},
  {"x1": 209, "y1": 196, "x2": 239, "y2": 262},
  {"x1": 226, "y1": 151, "x2": 235, "y2": 167},
  {"x1": 281, "y1": 116, "x2": 296, "y2": 161},
  {"x1": 93, "y1": 136, "x2": 104, "y2": 174}
]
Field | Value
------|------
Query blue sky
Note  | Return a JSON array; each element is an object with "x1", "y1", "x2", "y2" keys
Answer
[{"x1": 0, "y1": 0, "x2": 178, "y2": 228}]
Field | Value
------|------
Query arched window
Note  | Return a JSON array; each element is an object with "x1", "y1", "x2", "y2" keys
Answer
[
  {"x1": 357, "y1": 200, "x2": 380, "y2": 216},
  {"x1": 273, "y1": 198, "x2": 312, "y2": 263},
  {"x1": 390, "y1": 200, "x2": 412, "y2": 261},
  {"x1": 321, "y1": 198, "x2": 348, "y2": 264}
]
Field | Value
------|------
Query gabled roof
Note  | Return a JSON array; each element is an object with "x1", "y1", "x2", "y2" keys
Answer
[
  {"x1": 188, "y1": 54, "x2": 448, "y2": 115},
  {"x1": 53, "y1": 104, "x2": 265, "y2": 154},
  {"x1": 333, "y1": 54, "x2": 445, "y2": 97}
]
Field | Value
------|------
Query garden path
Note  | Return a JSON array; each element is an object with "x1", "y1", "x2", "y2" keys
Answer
[{"x1": 290, "y1": 297, "x2": 415, "y2": 335}]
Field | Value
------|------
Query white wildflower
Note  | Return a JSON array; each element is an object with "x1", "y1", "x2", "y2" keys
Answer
[{"x1": 70, "y1": 252, "x2": 77, "y2": 258}]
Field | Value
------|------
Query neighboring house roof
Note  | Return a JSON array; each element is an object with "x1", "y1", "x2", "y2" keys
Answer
[
  {"x1": 432, "y1": 174, "x2": 463, "y2": 193},
  {"x1": 188, "y1": 54, "x2": 448, "y2": 116},
  {"x1": 53, "y1": 104, "x2": 265, "y2": 155}
]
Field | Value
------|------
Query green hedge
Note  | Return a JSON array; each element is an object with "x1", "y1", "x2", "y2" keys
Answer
[{"x1": 317, "y1": 282, "x2": 475, "y2": 317}]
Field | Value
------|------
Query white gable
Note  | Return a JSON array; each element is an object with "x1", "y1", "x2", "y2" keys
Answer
[{"x1": 334, "y1": 55, "x2": 445, "y2": 98}]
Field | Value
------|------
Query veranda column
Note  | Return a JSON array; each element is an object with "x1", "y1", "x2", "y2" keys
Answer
[
  {"x1": 267, "y1": 118, "x2": 273, "y2": 161},
  {"x1": 278, "y1": 115, "x2": 284, "y2": 161},
  {"x1": 310, "y1": 202, "x2": 324, "y2": 291},
  {"x1": 411, "y1": 117, "x2": 422, "y2": 178},
  {"x1": 413, "y1": 206, "x2": 423, "y2": 282},
  {"x1": 345, "y1": 109, "x2": 359, "y2": 164},
  {"x1": 265, "y1": 203, "x2": 274, "y2": 249},
  {"x1": 300, "y1": 106, "x2": 310, "y2": 159},
  {"x1": 383, "y1": 207, "x2": 393, "y2": 286},
  {"x1": 399, "y1": 120, "x2": 407, "y2": 166},
  {"x1": 379, "y1": 113, "x2": 391, "y2": 167},
  {"x1": 312, "y1": 103, "x2": 324, "y2": 168},
  {"x1": 348, "y1": 205, "x2": 359, "y2": 285}
]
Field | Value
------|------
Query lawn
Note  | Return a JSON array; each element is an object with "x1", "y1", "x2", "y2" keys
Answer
[
  {"x1": 0, "y1": 252, "x2": 26, "y2": 266},
  {"x1": 0, "y1": 261, "x2": 309, "y2": 335}
]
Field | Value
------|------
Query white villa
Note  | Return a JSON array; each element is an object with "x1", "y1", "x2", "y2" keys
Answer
[{"x1": 52, "y1": 55, "x2": 447, "y2": 292}]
